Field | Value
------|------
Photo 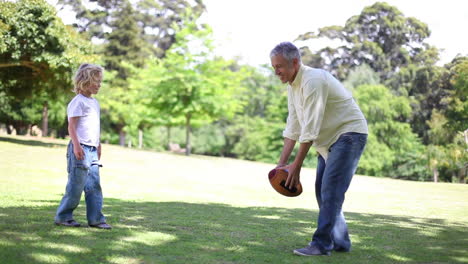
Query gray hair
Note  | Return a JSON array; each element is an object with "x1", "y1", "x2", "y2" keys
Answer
[{"x1": 270, "y1": 42, "x2": 301, "y2": 63}]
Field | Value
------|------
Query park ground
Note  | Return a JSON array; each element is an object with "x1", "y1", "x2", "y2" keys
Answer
[{"x1": 0, "y1": 135, "x2": 467, "y2": 264}]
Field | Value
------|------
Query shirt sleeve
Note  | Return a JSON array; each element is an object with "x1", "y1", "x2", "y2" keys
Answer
[
  {"x1": 67, "y1": 98, "x2": 84, "y2": 118},
  {"x1": 282, "y1": 88, "x2": 301, "y2": 141},
  {"x1": 299, "y1": 78, "x2": 328, "y2": 143}
]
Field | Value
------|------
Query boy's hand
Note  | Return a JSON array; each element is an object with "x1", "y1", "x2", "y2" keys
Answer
[
  {"x1": 98, "y1": 144, "x2": 102, "y2": 160},
  {"x1": 74, "y1": 145, "x2": 85, "y2": 160}
]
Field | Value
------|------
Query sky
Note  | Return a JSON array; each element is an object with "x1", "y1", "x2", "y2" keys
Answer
[
  {"x1": 50, "y1": 0, "x2": 468, "y2": 67},
  {"x1": 198, "y1": 0, "x2": 468, "y2": 66}
]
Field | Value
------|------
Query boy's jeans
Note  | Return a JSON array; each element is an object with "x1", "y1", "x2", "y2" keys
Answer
[
  {"x1": 311, "y1": 132, "x2": 367, "y2": 252},
  {"x1": 55, "y1": 141, "x2": 106, "y2": 225}
]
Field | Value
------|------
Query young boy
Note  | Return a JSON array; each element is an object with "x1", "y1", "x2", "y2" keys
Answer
[{"x1": 54, "y1": 63, "x2": 111, "y2": 229}]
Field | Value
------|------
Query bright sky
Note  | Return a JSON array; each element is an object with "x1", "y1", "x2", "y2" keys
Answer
[
  {"x1": 50, "y1": 0, "x2": 468, "y2": 67},
  {"x1": 199, "y1": 0, "x2": 468, "y2": 66}
]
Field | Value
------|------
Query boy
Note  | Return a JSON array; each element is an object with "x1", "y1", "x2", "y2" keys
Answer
[{"x1": 54, "y1": 63, "x2": 111, "y2": 229}]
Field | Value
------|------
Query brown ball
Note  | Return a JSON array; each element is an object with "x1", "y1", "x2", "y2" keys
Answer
[{"x1": 268, "y1": 168, "x2": 303, "y2": 197}]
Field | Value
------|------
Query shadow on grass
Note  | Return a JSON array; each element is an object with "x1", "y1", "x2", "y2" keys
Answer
[
  {"x1": 0, "y1": 199, "x2": 466, "y2": 264},
  {"x1": 0, "y1": 136, "x2": 67, "y2": 148}
]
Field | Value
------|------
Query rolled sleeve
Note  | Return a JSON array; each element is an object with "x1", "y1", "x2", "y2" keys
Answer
[
  {"x1": 298, "y1": 79, "x2": 328, "y2": 143},
  {"x1": 283, "y1": 92, "x2": 301, "y2": 141}
]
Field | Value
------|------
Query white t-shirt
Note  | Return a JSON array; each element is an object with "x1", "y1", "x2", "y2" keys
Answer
[
  {"x1": 67, "y1": 94, "x2": 101, "y2": 147},
  {"x1": 283, "y1": 65, "x2": 368, "y2": 160}
]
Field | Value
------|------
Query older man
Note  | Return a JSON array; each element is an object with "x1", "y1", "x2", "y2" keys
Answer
[{"x1": 270, "y1": 42, "x2": 368, "y2": 256}]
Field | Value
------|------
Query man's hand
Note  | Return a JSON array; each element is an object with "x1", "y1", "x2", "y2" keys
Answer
[
  {"x1": 278, "y1": 163, "x2": 301, "y2": 190},
  {"x1": 73, "y1": 144, "x2": 85, "y2": 160}
]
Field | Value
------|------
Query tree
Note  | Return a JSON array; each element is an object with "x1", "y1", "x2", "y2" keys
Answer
[
  {"x1": 221, "y1": 64, "x2": 293, "y2": 163},
  {"x1": 353, "y1": 84, "x2": 430, "y2": 180},
  {"x1": 445, "y1": 56, "x2": 468, "y2": 133},
  {"x1": 130, "y1": 21, "x2": 243, "y2": 155},
  {"x1": 96, "y1": 1, "x2": 149, "y2": 145},
  {"x1": 56, "y1": 0, "x2": 206, "y2": 146},
  {"x1": 296, "y1": 2, "x2": 434, "y2": 81},
  {"x1": 57, "y1": 0, "x2": 205, "y2": 58},
  {"x1": 104, "y1": 1, "x2": 149, "y2": 79},
  {"x1": 0, "y1": 0, "x2": 96, "y2": 135},
  {"x1": 425, "y1": 57, "x2": 468, "y2": 183},
  {"x1": 407, "y1": 65, "x2": 452, "y2": 142},
  {"x1": 342, "y1": 64, "x2": 380, "y2": 91},
  {"x1": 408, "y1": 56, "x2": 468, "y2": 144}
]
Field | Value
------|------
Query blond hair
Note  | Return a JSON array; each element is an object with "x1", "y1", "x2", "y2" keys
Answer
[{"x1": 73, "y1": 63, "x2": 104, "y2": 94}]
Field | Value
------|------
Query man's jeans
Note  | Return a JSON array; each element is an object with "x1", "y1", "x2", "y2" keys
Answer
[
  {"x1": 311, "y1": 132, "x2": 367, "y2": 252},
  {"x1": 55, "y1": 142, "x2": 106, "y2": 225}
]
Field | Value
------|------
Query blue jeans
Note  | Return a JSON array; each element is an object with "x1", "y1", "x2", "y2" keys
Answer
[
  {"x1": 55, "y1": 141, "x2": 106, "y2": 225},
  {"x1": 311, "y1": 132, "x2": 367, "y2": 252}
]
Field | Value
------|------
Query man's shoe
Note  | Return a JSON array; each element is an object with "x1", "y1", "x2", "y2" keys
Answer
[
  {"x1": 293, "y1": 244, "x2": 330, "y2": 256},
  {"x1": 334, "y1": 246, "x2": 351, "y2": 252},
  {"x1": 89, "y1": 223, "x2": 112, "y2": 230},
  {"x1": 55, "y1": 220, "x2": 81, "y2": 227}
]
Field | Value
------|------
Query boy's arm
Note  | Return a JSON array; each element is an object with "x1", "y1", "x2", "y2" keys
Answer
[
  {"x1": 98, "y1": 143, "x2": 102, "y2": 160},
  {"x1": 68, "y1": 117, "x2": 84, "y2": 160}
]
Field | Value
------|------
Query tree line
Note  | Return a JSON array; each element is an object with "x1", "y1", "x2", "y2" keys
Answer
[{"x1": 0, "y1": 0, "x2": 466, "y2": 183}]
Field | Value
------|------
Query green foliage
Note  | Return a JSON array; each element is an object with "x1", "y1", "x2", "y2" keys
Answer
[
  {"x1": 427, "y1": 133, "x2": 467, "y2": 183},
  {"x1": 191, "y1": 123, "x2": 226, "y2": 156},
  {"x1": 427, "y1": 110, "x2": 451, "y2": 145},
  {"x1": 354, "y1": 84, "x2": 411, "y2": 123},
  {"x1": 237, "y1": 65, "x2": 286, "y2": 119},
  {"x1": 403, "y1": 56, "x2": 467, "y2": 147},
  {"x1": 357, "y1": 131, "x2": 394, "y2": 176},
  {"x1": 0, "y1": 92, "x2": 42, "y2": 134},
  {"x1": 0, "y1": 0, "x2": 96, "y2": 98},
  {"x1": 129, "y1": 20, "x2": 244, "y2": 154},
  {"x1": 0, "y1": 0, "x2": 96, "y2": 136},
  {"x1": 58, "y1": 0, "x2": 205, "y2": 58},
  {"x1": 0, "y1": 0, "x2": 462, "y2": 183},
  {"x1": 297, "y1": 2, "x2": 435, "y2": 80},
  {"x1": 343, "y1": 64, "x2": 380, "y2": 91},
  {"x1": 55, "y1": 0, "x2": 205, "y2": 146},
  {"x1": 211, "y1": 64, "x2": 288, "y2": 164},
  {"x1": 409, "y1": 65, "x2": 452, "y2": 141},
  {"x1": 227, "y1": 116, "x2": 274, "y2": 162},
  {"x1": 354, "y1": 84, "x2": 430, "y2": 180},
  {"x1": 445, "y1": 57, "x2": 468, "y2": 132},
  {"x1": 94, "y1": 1, "x2": 151, "y2": 145},
  {"x1": 296, "y1": 1, "x2": 460, "y2": 159},
  {"x1": 104, "y1": 0, "x2": 150, "y2": 79},
  {"x1": 96, "y1": 69, "x2": 137, "y2": 145}
]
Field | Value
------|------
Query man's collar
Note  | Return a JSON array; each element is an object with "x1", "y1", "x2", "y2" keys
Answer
[{"x1": 291, "y1": 64, "x2": 305, "y2": 87}]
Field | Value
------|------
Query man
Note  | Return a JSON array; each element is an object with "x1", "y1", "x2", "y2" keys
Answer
[{"x1": 270, "y1": 42, "x2": 368, "y2": 256}]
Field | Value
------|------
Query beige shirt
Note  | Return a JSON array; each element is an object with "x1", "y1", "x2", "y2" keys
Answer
[{"x1": 283, "y1": 65, "x2": 368, "y2": 160}]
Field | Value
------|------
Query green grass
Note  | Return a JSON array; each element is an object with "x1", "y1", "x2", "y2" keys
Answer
[{"x1": 0, "y1": 135, "x2": 467, "y2": 264}]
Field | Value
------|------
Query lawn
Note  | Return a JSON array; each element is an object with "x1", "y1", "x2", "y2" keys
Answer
[{"x1": 0, "y1": 135, "x2": 467, "y2": 264}]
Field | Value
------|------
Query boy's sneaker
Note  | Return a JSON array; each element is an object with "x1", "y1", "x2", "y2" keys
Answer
[
  {"x1": 293, "y1": 244, "x2": 331, "y2": 256},
  {"x1": 55, "y1": 220, "x2": 81, "y2": 227}
]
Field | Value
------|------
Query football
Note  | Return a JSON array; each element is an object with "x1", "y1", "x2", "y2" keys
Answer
[{"x1": 268, "y1": 168, "x2": 303, "y2": 197}]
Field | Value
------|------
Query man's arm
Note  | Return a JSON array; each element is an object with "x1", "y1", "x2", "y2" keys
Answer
[
  {"x1": 283, "y1": 141, "x2": 313, "y2": 189},
  {"x1": 277, "y1": 137, "x2": 296, "y2": 167},
  {"x1": 68, "y1": 117, "x2": 84, "y2": 160}
]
